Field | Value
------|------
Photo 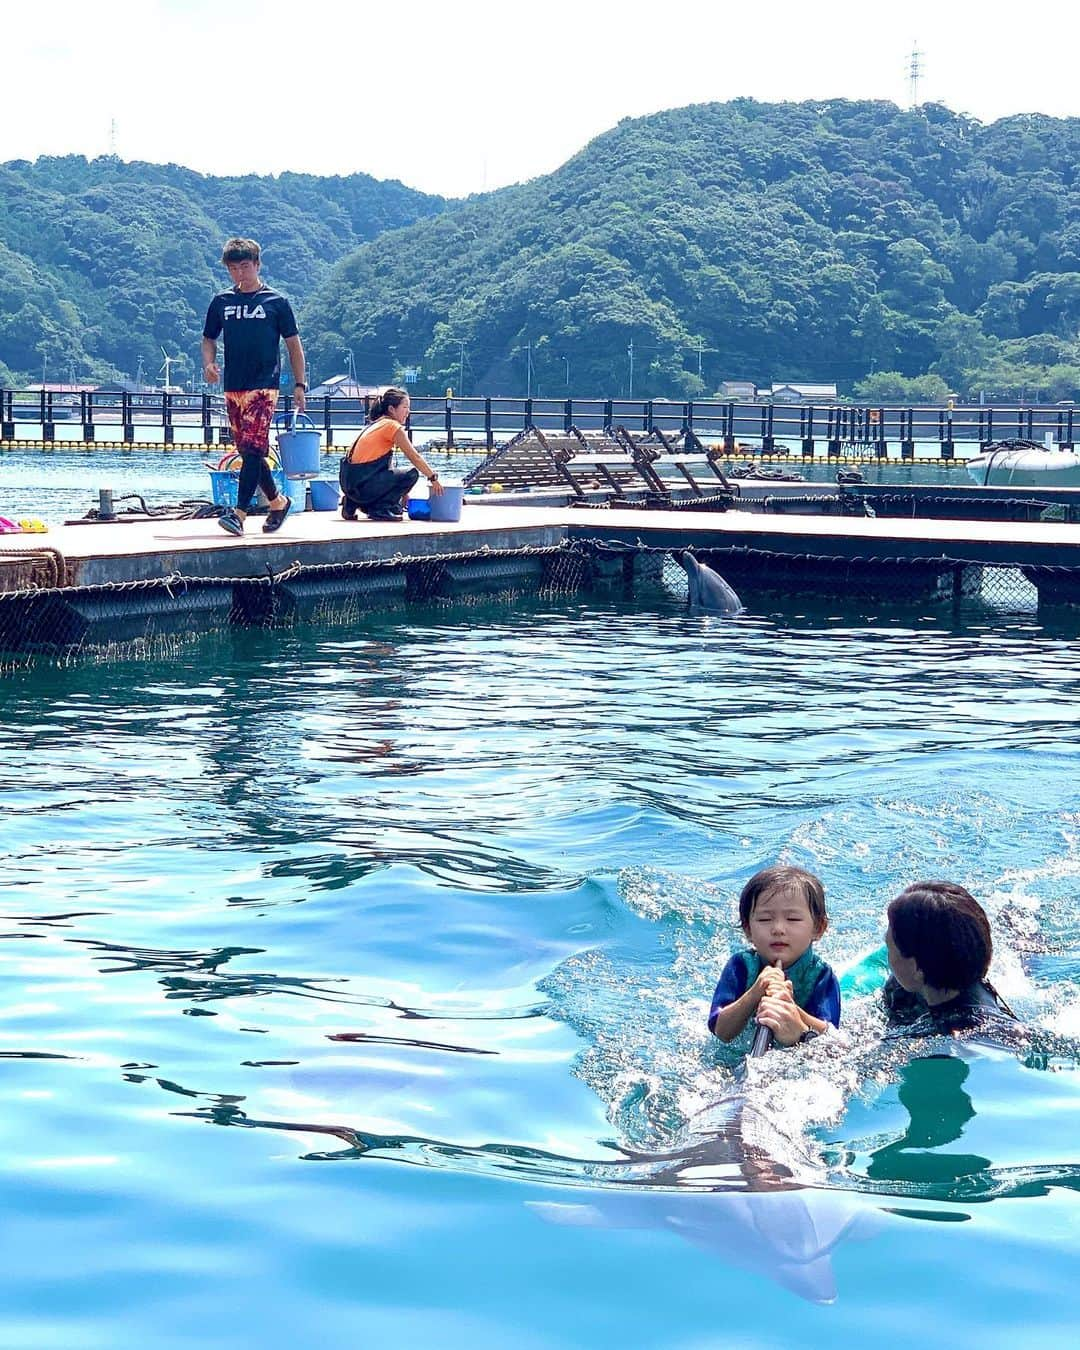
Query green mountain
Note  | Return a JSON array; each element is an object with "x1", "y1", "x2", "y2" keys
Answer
[
  {"x1": 6, "y1": 101, "x2": 1080, "y2": 402},
  {"x1": 0, "y1": 155, "x2": 444, "y2": 386},
  {"x1": 306, "y1": 99, "x2": 1080, "y2": 401}
]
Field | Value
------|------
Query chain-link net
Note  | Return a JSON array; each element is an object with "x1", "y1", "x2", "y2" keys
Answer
[
  {"x1": 980, "y1": 567, "x2": 1039, "y2": 610},
  {"x1": 0, "y1": 542, "x2": 593, "y2": 670},
  {"x1": 588, "y1": 541, "x2": 1048, "y2": 615},
  {"x1": 839, "y1": 491, "x2": 1080, "y2": 524},
  {"x1": 0, "y1": 538, "x2": 1073, "y2": 670}
]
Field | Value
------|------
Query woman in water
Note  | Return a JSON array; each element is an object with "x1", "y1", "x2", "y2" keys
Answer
[
  {"x1": 339, "y1": 387, "x2": 443, "y2": 522},
  {"x1": 881, "y1": 880, "x2": 1016, "y2": 1035}
]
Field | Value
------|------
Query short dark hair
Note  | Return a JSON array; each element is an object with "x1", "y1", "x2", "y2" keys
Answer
[
  {"x1": 221, "y1": 237, "x2": 260, "y2": 265},
  {"x1": 368, "y1": 386, "x2": 409, "y2": 422},
  {"x1": 887, "y1": 881, "x2": 992, "y2": 991},
  {"x1": 738, "y1": 865, "x2": 827, "y2": 930}
]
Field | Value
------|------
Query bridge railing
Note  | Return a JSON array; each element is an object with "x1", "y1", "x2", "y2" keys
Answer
[{"x1": 0, "y1": 388, "x2": 1075, "y2": 454}]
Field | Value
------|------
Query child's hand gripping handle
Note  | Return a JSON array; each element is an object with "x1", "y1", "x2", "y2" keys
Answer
[{"x1": 749, "y1": 959, "x2": 784, "y2": 1058}]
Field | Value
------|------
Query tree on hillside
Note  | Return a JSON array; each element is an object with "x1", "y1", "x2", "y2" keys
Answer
[{"x1": 853, "y1": 371, "x2": 950, "y2": 403}]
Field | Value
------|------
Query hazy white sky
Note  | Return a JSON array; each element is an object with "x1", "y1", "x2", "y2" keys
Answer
[{"x1": 4, "y1": 0, "x2": 1079, "y2": 197}]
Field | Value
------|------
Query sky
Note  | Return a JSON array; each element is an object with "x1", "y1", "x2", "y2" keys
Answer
[{"x1": 3, "y1": 0, "x2": 1080, "y2": 198}]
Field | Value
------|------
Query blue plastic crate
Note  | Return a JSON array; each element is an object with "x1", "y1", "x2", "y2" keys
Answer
[{"x1": 209, "y1": 469, "x2": 287, "y2": 508}]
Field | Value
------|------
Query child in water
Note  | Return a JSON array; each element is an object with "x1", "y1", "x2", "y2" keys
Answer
[{"x1": 709, "y1": 865, "x2": 841, "y2": 1045}]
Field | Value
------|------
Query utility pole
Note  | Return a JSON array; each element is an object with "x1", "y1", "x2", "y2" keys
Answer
[
  {"x1": 457, "y1": 339, "x2": 466, "y2": 396},
  {"x1": 627, "y1": 338, "x2": 634, "y2": 399},
  {"x1": 526, "y1": 341, "x2": 533, "y2": 398},
  {"x1": 908, "y1": 42, "x2": 922, "y2": 108}
]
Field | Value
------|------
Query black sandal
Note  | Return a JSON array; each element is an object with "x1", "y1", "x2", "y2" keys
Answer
[{"x1": 262, "y1": 498, "x2": 292, "y2": 533}]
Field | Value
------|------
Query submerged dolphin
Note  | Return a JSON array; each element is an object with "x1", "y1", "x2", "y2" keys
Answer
[
  {"x1": 528, "y1": 1186, "x2": 878, "y2": 1304},
  {"x1": 679, "y1": 553, "x2": 743, "y2": 614},
  {"x1": 179, "y1": 1064, "x2": 878, "y2": 1302}
]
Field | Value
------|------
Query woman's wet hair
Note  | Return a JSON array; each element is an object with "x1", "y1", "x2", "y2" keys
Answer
[
  {"x1": 887, "y1": 881, "x2": 992, "y2": 991},
  {"x1": 368, "y1": 387, "x2": 409, "y2": 422},
  {"x1": 739, "y1": 865, "x2": 827, "y2": 930},
  {"x1": 221, "y1": 237, "x2": 260, "y2": 265}
]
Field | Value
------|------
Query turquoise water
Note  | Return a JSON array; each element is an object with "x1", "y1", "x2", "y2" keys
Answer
[{"x1": 2, "y1": 452, "x2": 1079, "y2": 1346}]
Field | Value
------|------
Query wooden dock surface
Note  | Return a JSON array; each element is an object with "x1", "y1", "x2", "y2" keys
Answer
[
  {"x1": 563, "y1": 506, "x2": 1080, "y2": 566},
  {"x1": 5, "y1": 505, "x2": 1080, "y2": 590},
  {"x1": 0, "y1": 509, "x2": 567, "y2": 588}
]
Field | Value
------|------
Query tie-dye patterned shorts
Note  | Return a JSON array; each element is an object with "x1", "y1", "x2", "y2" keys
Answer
[{"x1": 225, "y1": 388, "x2": 279, "y2": 455}]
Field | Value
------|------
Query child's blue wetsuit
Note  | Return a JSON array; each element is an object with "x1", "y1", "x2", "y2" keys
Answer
[{"x1": 708, "y1": 945, "x2": 841, "y2": 1035}]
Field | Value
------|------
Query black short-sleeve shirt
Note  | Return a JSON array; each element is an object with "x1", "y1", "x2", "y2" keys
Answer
[{"x1": 203, "y1": 286, "x2": 299, "y2": 393}]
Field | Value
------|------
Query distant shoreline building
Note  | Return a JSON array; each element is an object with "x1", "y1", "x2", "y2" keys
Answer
[
  {"x1": 719, "y1": 380, "x2": 757, "y2": 399},
  {"x1": 769, "y1": 382, "x2": 838, "y2": 403},
  {"x1": 307, "y1": 374, "x2": 382, "y2": 400},
  {"x1": 716, "y1": 381, "x2": 840, "y2": 403}
]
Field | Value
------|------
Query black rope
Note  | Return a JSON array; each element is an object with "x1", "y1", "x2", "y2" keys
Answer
[
  {"x1": 571, "y1": 537, "x2": 1080, "y2": 576},
  {"x1": 849, "y1": 492, "x2": 1050, "y2": 521},
  {"x1": 77, "y1": 496, "x2": 223, "y2": 523}
]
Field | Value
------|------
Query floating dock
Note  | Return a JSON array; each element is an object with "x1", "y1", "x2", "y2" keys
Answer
[
  {"x1": 4, "y1": 503, "x2": 1080, "y2": 657},
  {"x1": 7, "y1": 503, "x2": 1080, "y2": 580},
  {"x1": 0, "y1": 510, "x2": 567, "y2": 588}
]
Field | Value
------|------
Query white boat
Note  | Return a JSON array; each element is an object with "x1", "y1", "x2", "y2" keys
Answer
[{"x1": 966, "y1": 439, "x2": 1080, "y2": 487}]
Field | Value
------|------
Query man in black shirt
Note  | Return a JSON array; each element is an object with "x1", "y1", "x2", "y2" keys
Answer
[{"x1": 202, "y1": 237, "x2": 307, "y2": 534}]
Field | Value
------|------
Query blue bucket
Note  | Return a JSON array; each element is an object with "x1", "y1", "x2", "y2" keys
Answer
[
  {"x1": 309, "y1": 480, "x2": 339, "y2": 512},
  {"x1": 275, "y1": 412, "x2": 322, "y2": 477},
  {"x1": 407, "y1": 480, "x2": 464, "y2": 523},
  {"x1": 429, "y1": 482, "x2": 464, "y2": 523}
]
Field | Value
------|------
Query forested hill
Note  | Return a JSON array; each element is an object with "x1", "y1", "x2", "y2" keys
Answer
[
  {"x1": 0, "y1": 155, "x2": 444, "y2": 385},
  {"x1": 7, "y1": 101, "x2": 1080, "y2": 401},
  {"x1": 308, "y1": 99, "x2": 1080, "y2": 401}
]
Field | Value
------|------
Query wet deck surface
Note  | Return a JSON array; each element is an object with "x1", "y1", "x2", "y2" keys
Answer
[
  {"x1": 569, "y1": 507, "x2": 1080, "y2": 560},
  {"x1": 0, "y1": 509, "x2": 567, "y2": 587},
  {"x1": 5, "y1": 505, "x2": 1080, "y2": 588}
]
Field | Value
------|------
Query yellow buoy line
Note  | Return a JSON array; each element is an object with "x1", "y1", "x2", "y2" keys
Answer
[
  {"x1": 1, "y1": 439, "x2": 199, "y2": 451},
  {"x1": 0, "y1": 438, "x2": 976, "y2": 466}
]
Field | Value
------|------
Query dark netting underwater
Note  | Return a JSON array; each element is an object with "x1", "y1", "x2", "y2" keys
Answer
[
  {"x1": 0, "y1": 542, "x2": 591, "y2": 669},
  {"x1": 0, "y1": 539, "x2": 1071, "y2": 669},
  {"x1": 651, "y1": 546, "x2": 1044, "y2": 612}
]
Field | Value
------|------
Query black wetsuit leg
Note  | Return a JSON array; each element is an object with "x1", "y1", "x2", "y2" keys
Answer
[
  {"x1": 340, "y1": 452, "x2": 419, "y2": 516},
  {"x1": 237, "y1": 453, "x2": 278, "y2": 511}
]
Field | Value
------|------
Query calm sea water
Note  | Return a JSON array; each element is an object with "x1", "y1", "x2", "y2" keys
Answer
[{"x1": 1, "y1": 449, "x2": 1079, "y2": 1347}]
